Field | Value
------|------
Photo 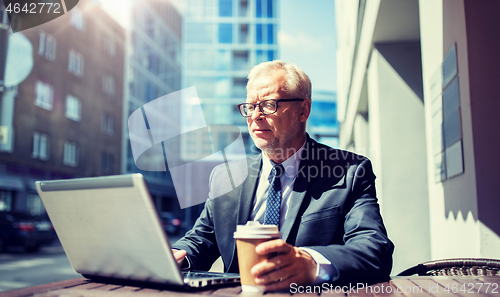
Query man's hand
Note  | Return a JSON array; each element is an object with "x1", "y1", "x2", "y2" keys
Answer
[
  {"x1": 250, "y1": 239, "x2": 317, "y2": 291},
  {"x1": 172, "y1": 249, "x2": 187, "y2": 268}
]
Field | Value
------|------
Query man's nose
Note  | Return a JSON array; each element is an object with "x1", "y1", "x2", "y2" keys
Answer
[{"x1": 250, "y1": 106, "x2": 265, "y2": 121}]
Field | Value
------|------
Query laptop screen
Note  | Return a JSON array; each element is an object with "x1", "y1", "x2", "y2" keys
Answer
[{"x1": 36, "y1": 174, "x2": 184, "y2": 285}]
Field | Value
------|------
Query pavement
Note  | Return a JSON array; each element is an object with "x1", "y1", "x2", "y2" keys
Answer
[{"x1": 0, "y1": 233, "x2": 187, "y2": 292}]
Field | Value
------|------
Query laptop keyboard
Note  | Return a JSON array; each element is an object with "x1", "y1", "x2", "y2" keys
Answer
[{"x1": 182, "y1": 271, "x2": 226, "y2": 279}]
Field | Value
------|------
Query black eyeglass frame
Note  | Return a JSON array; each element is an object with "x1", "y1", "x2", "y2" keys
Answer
[{"x1": 237, "y1": 98, "x2": 305, "y2": 117}]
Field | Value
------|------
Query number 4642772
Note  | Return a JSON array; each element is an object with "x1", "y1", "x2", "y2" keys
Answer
[
  {"x1": 444, "y1": 283, "x2": 499, "y2": 294},
  {"x1": 5, "y1": 2, "x2": 62, "y2": 14}
]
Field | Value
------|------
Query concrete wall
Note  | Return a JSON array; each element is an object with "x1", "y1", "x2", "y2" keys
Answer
[
  {"x1": 337, "y1": 0, "x2": 500, "y2": 274},
  {"x1": 367, "y1": 47, "x2": 430, "y2": 274},
  {"x1": 420, "y1": 0, "x2": 500, "y2": 259},
  {"x1": 462, "y1": 0, "x2": 500, "y2": 258}
]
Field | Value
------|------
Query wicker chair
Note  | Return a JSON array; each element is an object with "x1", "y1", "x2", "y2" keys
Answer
[{"x1": 397, "y1": 258, "x2": 500, "y2": 276}]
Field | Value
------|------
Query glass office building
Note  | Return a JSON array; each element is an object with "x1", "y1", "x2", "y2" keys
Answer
[
  {"x1": 123, "y1": 0, "x2": 182, "y2": 212},
  {"x1": 182, "y1": 0, "x2": 279, "y2": 153},
  {"x1": 308, "y1": 90, "x2": 339, "y2": 148}
]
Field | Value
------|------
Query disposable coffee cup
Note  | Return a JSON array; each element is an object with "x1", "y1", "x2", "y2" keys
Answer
[{"x1": 233, "y1": 221, "x2": 280, "y2": 293}]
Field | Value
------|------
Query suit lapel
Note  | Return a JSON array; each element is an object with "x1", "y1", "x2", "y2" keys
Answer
[
  {"x1": 237, "y1": 154, "x2": 262, "y2": 225},
  {"x1": 228, "y1": 154, "x2": 262, "y2": 272},
  {"x1": 280, "y1": 187, "x2": 307, "y2": 242},
  {"x1": 281, "y1": 138, "x2": 314, "y2": 242}
]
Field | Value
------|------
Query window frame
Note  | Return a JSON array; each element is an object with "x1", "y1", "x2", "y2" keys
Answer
[
  {"x1": 101, "y1": 152, "x2": 114, "y2": 174},
  {"x1": 38, "y1": 31, "x2": 56, "y2": 60},
  {"x1": 68, "y1": 50, "x2": 84, "y2": 76},
  {"x1": 63, "y1": 141, "x2": 79, "y2": 167},
  {"x1": 65, "y1": 94, "x2": 81, "y2": 121},
  {"x1": 101, "y1": 113, "x2": 114, "y2": 136},
  {"x1": 105, "y1": 37, "x2": 117, "y2": 56},
  {"x1": 71, "y1": 7, "x2": 85, "y2": 31},
  {"x1": 34, "y1": 80, "x2": 54, "y2": 110},
  {"x1": 102, "y1": 74, "x2": 116, "y2": 95},
  {"x1": 32, "y1": 132, "x2": 50, "y2": 160}
]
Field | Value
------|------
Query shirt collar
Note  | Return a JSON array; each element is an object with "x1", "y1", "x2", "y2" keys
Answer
[{"x1": 261, "y1": 139, "x2": 307, "y2": 181}]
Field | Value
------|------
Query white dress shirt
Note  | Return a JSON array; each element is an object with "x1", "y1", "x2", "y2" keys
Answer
[{"x1": 249, "y1": 140, "x2": 338, "y2": 284}]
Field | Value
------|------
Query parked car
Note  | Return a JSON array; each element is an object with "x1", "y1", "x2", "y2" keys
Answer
[
  {"x1": 0, "y1": 211, "x2": 57, "y2": 253},
  {"x1": 159, "y1": 213, "x2": 182, "y2": 235}
]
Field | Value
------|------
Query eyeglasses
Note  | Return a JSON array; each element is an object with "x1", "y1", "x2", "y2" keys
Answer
[{"x1": 237, "y1": 98, "x2": 305, "y2": 117}]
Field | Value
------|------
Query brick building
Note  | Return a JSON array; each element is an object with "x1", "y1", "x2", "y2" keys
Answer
[{"x1": 0, "y1": 0, "x2": 125, "y2": 214}]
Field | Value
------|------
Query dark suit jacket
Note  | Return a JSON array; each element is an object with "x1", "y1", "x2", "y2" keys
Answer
[{"x1": 172, "y1": 136, "x2": 394, "y2": 284}]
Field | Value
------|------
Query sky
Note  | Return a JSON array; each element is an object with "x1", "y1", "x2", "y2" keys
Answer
[
  {"x1": 278, "y1": 0, "x2": 337, "y2": 92},
  {"x1": 99, "y1": 0, "x2": 337, "y2": 93}
]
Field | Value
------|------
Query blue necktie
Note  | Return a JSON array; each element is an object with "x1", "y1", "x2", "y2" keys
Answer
[{"x1": 264, "y1": 164, "x2": 284, "y2": 228}]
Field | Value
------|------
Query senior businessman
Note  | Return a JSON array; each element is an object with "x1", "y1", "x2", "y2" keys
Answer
[{"x1": 171, "y1": 60, "x2": 394, "y2": 291}]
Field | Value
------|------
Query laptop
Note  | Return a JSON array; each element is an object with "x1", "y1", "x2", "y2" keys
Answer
[{"x1": 35, "y1": 173, "x2": 240, "y2": 288}]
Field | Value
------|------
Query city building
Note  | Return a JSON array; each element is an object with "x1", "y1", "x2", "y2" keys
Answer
[
  {"x1": 0, "y1": 0, "x2": 125, "y2": 214},
  {"x1": 122, "y1": 0, "x2": 182, "y2": 217},
  {"x1": 336, "y1": 0, "x2": 500, "y2": 274},
  {"x1": 178, "y1": 0, "x2": 279, "y2": 224},
  {"x1": 183, "y1": 0, "x2": 279, "y2": 147},
  {"x1": 307, "y1": 90, "x2": 338, "y2": 148}
]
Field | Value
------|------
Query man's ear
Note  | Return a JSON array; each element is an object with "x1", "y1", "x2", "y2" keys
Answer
[{"x1": 299, "y1": 99, "x2": 312, "y2": 123}]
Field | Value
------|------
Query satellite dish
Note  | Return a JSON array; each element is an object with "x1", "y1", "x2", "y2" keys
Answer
[{"x1": 4, "y1": 33, "x2": 33, "y2": 87}]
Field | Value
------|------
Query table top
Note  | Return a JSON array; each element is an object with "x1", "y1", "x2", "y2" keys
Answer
[{"x1": 1, "y1": 276, "x2": 499, "y2": 297}]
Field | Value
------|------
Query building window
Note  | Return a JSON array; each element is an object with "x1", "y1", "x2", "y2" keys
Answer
[
  {"x1": 256, "y1": 24, "x2": 262, "y2": 44},
  {"x1": 267, "y1": 24, "x2": 274, "y2": 44},
  {"x1": 71, "y1": 7, "x2": 84, "y2": 31},
  {"x1": 65, "y1": 95, "x2": 81, "y2": 121},
  {"x1": 219, "y1": 0, "x2": 232, "y2": 17},
  {"x1": 32, "y1": 132, "x2": 50, "y2": 160},
  {"x1": 219, "y1": 23, "x2": 232, "y2": 44},
  {"x1": 239, "y1": 0, "x2": 248, "y2": 17},
  {"x1": 104, "y1": 37, "x2": 116, "y2": 56},
  {"x1": 0, "y1": 191, "x2": 13, "y2": 211},
  {"x1": 69, "y1": 50, "x2": 84, "y2": 76},
  {"x1": 63, "y1": 141, "x2": 78, "y2": 167},
  {"x1": 101, "y1": 152, "x2": 114, "y2": 174},
  {"x1": 267, "y1": 0, "x2": 273, "y2": 17},
  {"x1": 233, "y1": 77, "x2": 247, "y2": 97},
  {"x1": 215, "y1": 77, "x2": 231, "y2": 98},
  {"x1": 256, "y1": 0, "x2": 262, "y2": 17},
  {"x1": 101, "y1": 114, "x2": 114, "y2": 136},
  {"x1": 38, "y1": 31, "x2": 56, "y2": 60},
  {"x1": 256, "y1": 50, "x2": 264, "y2": 64},
  {"x1": 34, "y1": 80, "x2": 53, "y2": 110},
  {"x1": 26, "y1": 194, "x2": 44, "y2": 215},
  {"x1": 103, "y1": 75, "x2": 116, "y2": 95},
  {"x1": 239, "y1": 24, "x2": 248, "y2": 44},
  {"x1": 268, "y1": 50, "x2": 274, "y2": 61},
  {"x1": 233, "y1": 50, "x2": 249, "y2": 71}
]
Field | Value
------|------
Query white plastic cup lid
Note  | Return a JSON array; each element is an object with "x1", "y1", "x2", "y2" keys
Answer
[{"x1": 233, "y1": 221, "x2": 281, "y2": 239}]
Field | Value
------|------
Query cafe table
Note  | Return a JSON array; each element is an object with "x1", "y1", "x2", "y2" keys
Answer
[{"x1": 0, "y1": 276, "x2": 499, "y2": 296}]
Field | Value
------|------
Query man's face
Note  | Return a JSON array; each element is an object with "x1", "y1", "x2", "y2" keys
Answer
[{"x1": 246, "y1": 70, "x2": 309, "y2": 157}]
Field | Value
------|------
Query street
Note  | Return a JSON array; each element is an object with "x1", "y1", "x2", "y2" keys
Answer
[
  {"x1": 0, "y1": 234, "x2": 183, "y2": 293},
  {"x1": 0, "y1": 241, "x2": 80, "y2": 293}
]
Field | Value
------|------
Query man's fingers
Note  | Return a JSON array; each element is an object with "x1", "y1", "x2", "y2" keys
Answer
[
  {"x1": 250, "y1": 245, "x2": 318, "y2": 292},
  {"x1": 255, "y1": 239, "x2": 291, "y2": 255},
  {"x1": 250, "y1": 254, "x2": 292, "y2": 277},
  {"x1": 265, "y1": 274, "x2": 302, "y2": 292},
  {"x1": 254, "y1": 264, "x2": 296, "y2": 285},
  {"x1": 172, "y1": 249, "x2": 187, "y2": 264}
]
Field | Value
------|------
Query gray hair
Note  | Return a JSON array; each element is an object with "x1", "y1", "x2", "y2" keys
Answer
[{"x1": 247, "y1": 60, "x2": 312, "y2": 100}]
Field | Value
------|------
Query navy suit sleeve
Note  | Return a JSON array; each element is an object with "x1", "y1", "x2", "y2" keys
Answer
[
  {"x1": 171, "y1": 201, "x2": 220, "y2": 271},
  {"x1": 306, "y1": 159, "x2": 394, "y2": 284},
  {"x1": 171, "y1": 169, "x2": 220, "y2": 271}
]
